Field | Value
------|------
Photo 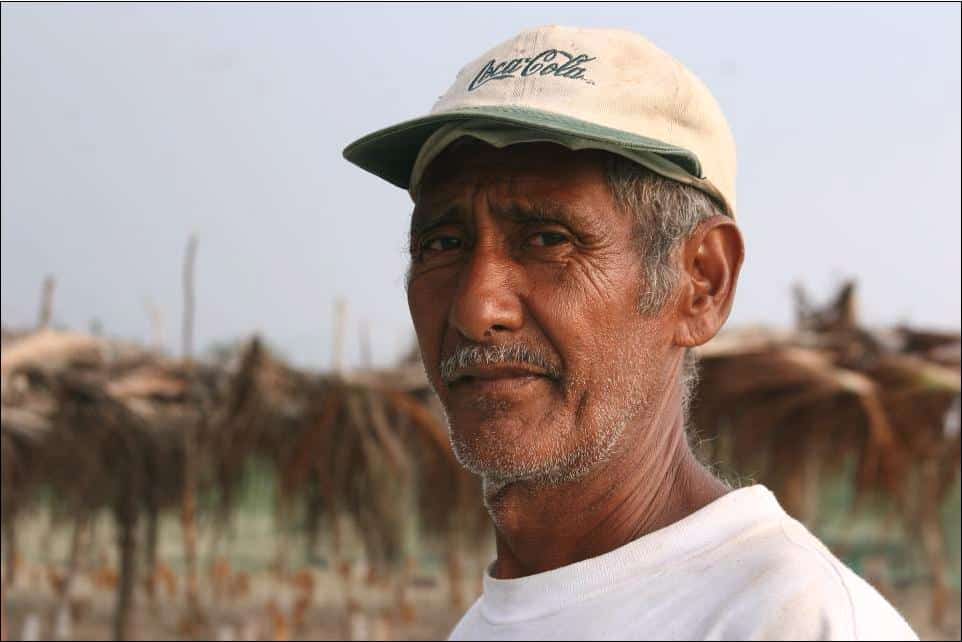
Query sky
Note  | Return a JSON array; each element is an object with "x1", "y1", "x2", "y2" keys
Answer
[{"x1": 2, "y1": 3, "x2": 960, "y2": 369}]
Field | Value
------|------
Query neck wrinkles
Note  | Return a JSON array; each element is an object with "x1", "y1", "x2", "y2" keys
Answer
[{"x1": 486, "y1": 351, "x2": 718, "y2": 579}]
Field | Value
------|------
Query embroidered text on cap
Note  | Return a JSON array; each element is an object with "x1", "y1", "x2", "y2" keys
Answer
[{"x1": 467, "y1": 49, "x2": 596, "y2": 91}]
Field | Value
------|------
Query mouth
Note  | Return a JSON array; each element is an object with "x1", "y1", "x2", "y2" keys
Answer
[{"x1": 445, "y1": 365, "x2": 554, "y2": 389}]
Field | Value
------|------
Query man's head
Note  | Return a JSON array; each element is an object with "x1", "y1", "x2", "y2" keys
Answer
[
  {"x1": 344, "y1": 25, "x2": 744, "y2": 487},
  {"x1": 406, "y1": 140, "x2": 742, "y2": 486}
]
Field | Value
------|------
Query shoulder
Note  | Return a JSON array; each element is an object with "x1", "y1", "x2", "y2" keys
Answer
[{"x1": 716, "y1": 514, "x2": 918, "y2": 641}]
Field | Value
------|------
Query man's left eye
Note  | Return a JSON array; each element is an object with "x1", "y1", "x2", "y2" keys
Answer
[{"x1": 528, "y1": 231, "x2": 569, "y2": 247}]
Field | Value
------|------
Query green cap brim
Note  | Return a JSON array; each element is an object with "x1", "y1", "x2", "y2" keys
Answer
[{"x1": 342, "y1": 105, "x2": 704, "y2": 190}]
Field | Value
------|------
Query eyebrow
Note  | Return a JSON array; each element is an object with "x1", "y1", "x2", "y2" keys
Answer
[
  {"x1": 411, "y1": 199, "x2": 579, "y2": 237},
  {"x1": 497, "y1": 201, "x2": 575, "y2": 226},
  {"x1": 410, "y1": 204, "x2": 465, "y2": 237}
]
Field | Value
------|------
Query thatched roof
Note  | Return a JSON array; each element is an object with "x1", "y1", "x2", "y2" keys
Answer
[
  {"x1": 693, "y1": 281, "x2": 960, "y2": 521},
  {"x1": 2, "y1": 281, "x2": 954, "y2": 584}
]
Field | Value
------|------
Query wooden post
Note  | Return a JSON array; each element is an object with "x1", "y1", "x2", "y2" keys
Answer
[
  {"x1": 36, "y1": 275, "x2": 56, "y2": 329},
  {"x1": 273, "y1": 491, "x2": 290, "y2": 576},
  {"x1": 332, "y1": 298, "x2": 348, "y2": 375},
  {"x1": 143, "y1": 502, "x2": 160, "y2": 602},
  {"x1": 445, "y1": 548, "x2": 466, "y2": 612},
  {"x1": 144, "y1": 298, "x2": 166, "y2": 353},
  {"x1": 303, "y1": 483, "x2": 324, "y2": 565},
  {"x1": 54, "y1": 516, "x2": 89, "y2": 639},
  {"x1": 359, "y1": 320, "x2": 372, "y2": 369},
  {"x1": 1, "y1": 517, "x2": 18, "y2": 591},
  {"x1": 179, "y1": 234, "x2": 202, "y2": 631},
  {"x1": 113, "y1": 489, "x2": 140, "y2": 641},
  {"x1": 182, "y1": 236, "x2": 198, "y2": 360}
]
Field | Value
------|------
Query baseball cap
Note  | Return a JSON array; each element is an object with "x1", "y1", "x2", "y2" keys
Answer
[{"x1": 343, "y1": 25, "x2": 737, "y2": 217}]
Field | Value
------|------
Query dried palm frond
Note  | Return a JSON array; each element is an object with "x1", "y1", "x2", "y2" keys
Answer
[{"x1": 0, "y1": 330, "x2": 105, "y2": 378}]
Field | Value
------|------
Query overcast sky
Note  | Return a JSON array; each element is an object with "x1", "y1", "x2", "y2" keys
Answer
[{"x1": 2, "y1": 3, "x2": 959, "y2": 368}]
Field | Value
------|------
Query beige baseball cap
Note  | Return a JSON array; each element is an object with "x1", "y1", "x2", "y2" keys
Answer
[{"x1": 343, "y1": 25, "x2": 737, "y2": 217}]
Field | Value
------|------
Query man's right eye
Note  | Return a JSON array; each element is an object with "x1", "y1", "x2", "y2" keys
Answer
[{"x1": 424, "y1": 236, "x2": 463, "y2": 253}]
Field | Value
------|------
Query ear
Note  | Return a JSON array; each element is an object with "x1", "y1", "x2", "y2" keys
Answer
[{"x1": 672, "y1": 216, "x2": 745, "y2": 348}]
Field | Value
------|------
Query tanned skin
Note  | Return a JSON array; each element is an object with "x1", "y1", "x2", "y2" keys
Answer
[{"x1": 406, "y1": 142, "x2": 744, "y2": 580}]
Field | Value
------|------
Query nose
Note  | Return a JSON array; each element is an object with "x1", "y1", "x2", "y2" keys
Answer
[{"x1": 448, "y1": 242, "x2": 524, "y2": 342}]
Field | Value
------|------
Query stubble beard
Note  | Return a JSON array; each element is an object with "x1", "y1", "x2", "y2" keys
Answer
[{"x1": 444, "y1": 364, "x2": 652, "y2": 496}]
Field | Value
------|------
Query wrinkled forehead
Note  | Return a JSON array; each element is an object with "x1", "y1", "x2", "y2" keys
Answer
[{"x1": 413, "y1": 140, "x2": 612, "y2": 218}]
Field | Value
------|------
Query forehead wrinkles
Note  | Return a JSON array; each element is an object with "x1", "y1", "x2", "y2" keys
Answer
[
  {"x1": 413, "y1": 146, "x2": 620, "y2": 237},
  {"x1": 413, "y1": 171, "x2": 561, "y2": 233},
  {"x1": 420, "y1": 142, "x2": 592, "y2": 202},
  {"x1": 423, "y1": 168, "x2": 560, "y2": 207}
]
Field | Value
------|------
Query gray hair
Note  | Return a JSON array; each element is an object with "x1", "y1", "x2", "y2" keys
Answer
[
  {"x1": 604, "y1": 156, "x2": 728, "y2": 423},
  {"x1": 604, "y1": 155, "x2": 728, "y2": 315}
]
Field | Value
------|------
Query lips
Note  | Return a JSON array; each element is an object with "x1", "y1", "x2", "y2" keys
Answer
[{"x1": 445, "y1": 364, "x2": 551, "y2": 387}]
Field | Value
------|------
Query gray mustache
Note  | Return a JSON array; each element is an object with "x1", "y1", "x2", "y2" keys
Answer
[{"x1": 439, "y1": 343, "x2": 563, "y2": 384}]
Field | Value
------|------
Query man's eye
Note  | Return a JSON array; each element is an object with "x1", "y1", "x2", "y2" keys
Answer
[
  {"x1": 424, "y1": 236, "x2": 463, "y2": 252},
  {"x1": 528, "y1": 231, "x2": 569, "y2": 247}
]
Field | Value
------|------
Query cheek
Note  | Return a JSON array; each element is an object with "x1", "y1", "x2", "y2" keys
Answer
[
  {"x1": 528, "y1": 261, "x2": 643, "y2": 373},
  {"x1": 407, "y1": 278, "x2": 448, "y2": 376},
  {"x1": 528, "y1": 261, "x2": 671, "y2": 427}
]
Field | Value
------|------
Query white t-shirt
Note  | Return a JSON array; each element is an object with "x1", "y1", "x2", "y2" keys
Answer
[{"x1": 449, "y1": 485, "x2": 918, "y2": 641}]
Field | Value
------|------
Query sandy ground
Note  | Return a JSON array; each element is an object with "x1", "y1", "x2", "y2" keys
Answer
[
  {"x1": 3, "y1": 487, "x2": 958, "y2": 641},
  {"x1": 3, "y1": 563, "x2": 468, "y2": 641},
  {"x1": 2, "y1": 564, "x2": 959, "y2": 641}
]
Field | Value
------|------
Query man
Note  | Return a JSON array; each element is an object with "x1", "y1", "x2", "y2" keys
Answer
[{"x1": 344, "y1": 25, "x2": 918, "y2": 641}]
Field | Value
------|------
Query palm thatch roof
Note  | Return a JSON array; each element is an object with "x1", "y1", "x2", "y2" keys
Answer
[{"x1": 2, "y1": 280, "x2": 957, "y2": 630}]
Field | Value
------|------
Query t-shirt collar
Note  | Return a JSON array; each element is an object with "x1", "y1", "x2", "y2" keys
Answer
[{"x1": 479, "y1": 484, "x2": 784, "y2": 625}]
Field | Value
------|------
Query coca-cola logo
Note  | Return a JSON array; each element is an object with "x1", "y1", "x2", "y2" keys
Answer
[{"x1": 467, "y1": 49, "x2": 596, "y2": 92}]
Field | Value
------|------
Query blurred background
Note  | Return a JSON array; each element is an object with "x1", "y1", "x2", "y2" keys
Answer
[{"x1": 1, "y1": 3, "x2": 959, "y2": 641}]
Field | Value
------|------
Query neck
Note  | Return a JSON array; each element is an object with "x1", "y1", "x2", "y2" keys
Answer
[{"x1": 485, "y1": 383, "x2": 728, "y2": 580}]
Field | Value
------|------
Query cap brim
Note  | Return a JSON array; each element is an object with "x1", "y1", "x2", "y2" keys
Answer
[{"x1": 342, "y1": 105, "x2": 703, "y2": 190}]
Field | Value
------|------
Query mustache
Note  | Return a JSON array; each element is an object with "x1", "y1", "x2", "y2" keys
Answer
[{"x1": 439, "y1": 342, "x2": 563, "y2": 385}]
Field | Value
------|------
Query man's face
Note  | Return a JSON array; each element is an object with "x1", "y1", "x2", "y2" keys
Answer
[{"x1": 407, "y1": 142, "x2": 678, "y2": 485}]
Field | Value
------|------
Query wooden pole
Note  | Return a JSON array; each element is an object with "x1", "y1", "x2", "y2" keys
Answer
[
  {"x1": 143, "y1": 499, "x2": 160, "y2": 603},
  {"x1": 53, "y1": 516, "x2": 88, "y2": 640},
  {"x1": 113, "y1": 490, "x2": 139, "y2": 641},
  {"x1": 359, "y1": 319, "x2": 372, "y2": 369},
  {"x1": 332, "y1": 298, "x2": 348, "y2": 374},
  {"x1": 182, "y1": 236, "x2": 198, "y2": 360},
  {"x1": 144, "y1": 298, "x2": 166, "y2": 353},
  {"x1": 36, "y1": 275, "x2": 55, "y2": 329},
  {"x1": 1, "y1": 518, "x2": 17, "y2": 591},
  {"x1": 179, "y1": 234, "x2": 202, "y2": 631}
]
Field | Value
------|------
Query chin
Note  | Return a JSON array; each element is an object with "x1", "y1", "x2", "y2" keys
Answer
[
  {"x1": 447, "y1": 418, "x2": 603, "y2": 488},
  {"x1": 448, "y1": 413, "x2": 556, "y2": 481},
  {"x1": 447, "y1": 402, "x2": 633, "y2": 489}
]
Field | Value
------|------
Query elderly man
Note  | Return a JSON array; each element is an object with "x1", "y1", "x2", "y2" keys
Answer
[{"x1": 344, "y1": 26, "x2": 918, "y2": 641}]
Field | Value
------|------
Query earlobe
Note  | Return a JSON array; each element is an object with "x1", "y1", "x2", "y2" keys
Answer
[{"x1": 674, "y1": 308, "x2": 716, "y2": 347}]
